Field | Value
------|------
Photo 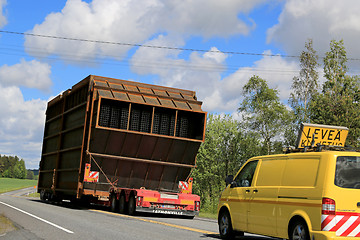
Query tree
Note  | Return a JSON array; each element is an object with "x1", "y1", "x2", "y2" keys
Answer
[
  {"x1": 192, "y1": 114, "x2": 261, "y2": 213},
  {"x1": 323, "y1": 39, "x2": 348, "y2": 90},
  {"x1": 310, "y1": 40, "x2": 360, "y2": 147},
  {"x1": 13, "y1": 159, "x2": 27, "y2": 179},
  {"x1": 0, "y1": 155, "x2": 4, "y2": 176},
  {"x1": 26, "y1": 170, "x2": 35, "y2": 180},
  {"x1": 0, "y1": 155, "x2": 28, "y2": 179},
  {"x1": 289, "y1": 39, "x2": 319, "y2": 124},
  {"x1": 239, "y1": 76, "x2": 291, "y2": 154}
]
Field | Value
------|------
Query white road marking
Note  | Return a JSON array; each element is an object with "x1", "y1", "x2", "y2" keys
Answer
[{"x1": 0, "y1": 201, "x2": 74, "y2": 234}]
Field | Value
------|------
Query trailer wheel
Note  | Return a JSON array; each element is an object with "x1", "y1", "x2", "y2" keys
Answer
[
  {"x1": 40, "y1": 190, "x2": 46, "y2": 202},
  {"x1": 128, "y1": 195, "x2": 136, "y2": 215},
  {"x1": 119, "y1": 194, "x2": 126, "y2": 214},
  {"x1": 110, "y1": 194, "x2": 118, "y2": 212}
]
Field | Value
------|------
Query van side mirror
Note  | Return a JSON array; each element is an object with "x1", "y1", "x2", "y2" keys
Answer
[{"x1": 225, "y1": 175, "x2": 234, "y2": 185}]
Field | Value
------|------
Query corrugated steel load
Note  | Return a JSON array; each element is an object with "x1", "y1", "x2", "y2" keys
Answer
[{"x1": 38, "y1": 75, "x2": 207, "y2": 199}]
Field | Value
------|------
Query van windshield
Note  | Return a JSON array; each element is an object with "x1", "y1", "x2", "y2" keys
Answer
[{"x1": 335, "y1": 156, "x2": 360, "y2": 189}]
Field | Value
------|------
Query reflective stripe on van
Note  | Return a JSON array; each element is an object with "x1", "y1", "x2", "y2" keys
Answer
[{"x1": 321, "y1": 212, "x2": 360, "y2": 237}]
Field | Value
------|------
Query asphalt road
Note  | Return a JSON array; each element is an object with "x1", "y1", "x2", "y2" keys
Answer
[{"x1": 0, "y1": 188, "x2": 275, "y2": 240}]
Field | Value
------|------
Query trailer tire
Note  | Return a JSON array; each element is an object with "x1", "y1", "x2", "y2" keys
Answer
[
  {"x1": 128, "y1": 195, "x2": 136, "y2": 215},
  {"x1": 119, "y1": 194, "x2": 126, "y2": 214},
  {"x1": 40, "y1": 190, "x2": 46, "y2": 202},
  {"x1": 110, "y1": 194, "x2": 118, "y2": 212}
]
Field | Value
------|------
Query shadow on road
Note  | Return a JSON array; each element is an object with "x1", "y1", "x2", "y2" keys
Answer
[
  {"x1": 29, "y1": 199, "x2": 89, "y2": 210},
  {"x1": 30, "y1": 198, "x2": 205, "y2": 220},
  {"x1": 202, "y1": 234, "x2": 278, "y2": 240},
  {"x1": 28, "y1": 198, "x2": 278, "y2": 240}
]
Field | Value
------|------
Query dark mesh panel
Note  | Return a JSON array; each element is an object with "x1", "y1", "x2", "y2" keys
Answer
[
  {"x1": 120, "y1": 107, "x2": 129, "y2": 130},
  {"x1": 169, "y1": 114, "x2": 176, "y2": 136},
  {"x1": 140, "y1": 110, "x2": 151, "y2": 133},
  {"x1": 160, "y1": 113, "x2": 170, "y2": 135},
  {"x1": 130, "y1": 109, "x2": 141, "y2": 131},
  {"x1": 178, "y1": 116, "x2": 189, "y2": 138},
  {"x1": 153, "y1": 112, "x2": 160, "y2": 134},
  {"x1": 99, "y1": 104, "x2": 111, "y2": 127},
  {"x1": 110, "y1": 106, "x2": 121, "y2": 128}
]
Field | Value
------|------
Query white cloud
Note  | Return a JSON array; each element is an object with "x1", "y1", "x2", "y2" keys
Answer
[
  {"x1": 0, "y1": 58, "x2": 51, "y2": 168},
  {"x1": 0, "y1": 59, "x2": 52, "y2": 91},
  {"x1": 217, "y1": 52, "x2": 298, "y2": 111},
  {"x1": 132, "y1": 39, "x2": 298, "y2": 113},
  {"x1": 0, "y1": 0, "x2": 7, "y2": 28},
  {"x1": 0, "y1": 85, "x2": 47, "y2": 169},
  {"x1": 25, "y1": 0, "x2": 268, "y2": 63},
  {"x1": 131, "y1": 35, "x2": 228, "y2": 110},
  {"x1": 248, "y1": 51, "x2": 299, "y2": 100},
  {"x1": 155, "y1": 0, "x2": 265, "y2": 38},
  {"x1": 267, "y1": 0, "x2": 360, "y2": 61}
]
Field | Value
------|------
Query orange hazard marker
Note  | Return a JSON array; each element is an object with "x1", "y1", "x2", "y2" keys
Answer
[{"x1": 84, "y1": 163, "x2": 99, "y2": 182}]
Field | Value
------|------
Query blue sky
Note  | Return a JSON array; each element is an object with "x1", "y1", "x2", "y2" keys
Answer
[{"x1": 0, "y1": 0, "x2": 359, "y2": 169}]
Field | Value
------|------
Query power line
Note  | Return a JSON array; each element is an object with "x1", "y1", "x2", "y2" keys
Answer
[
  {"x1": 0, "y1": 43, "x2": 301, "y2": 75},
  {"x1": 0, "y1": 30, "x2": 300, "y2": 59},
  {"x1": 3, "y1": 30, "x2": 360, "y2": 61},
  {"x1": 2, "y1": 30, "x2": 360, "y2": 62},
  {"x1": 1, "y1": 30, "x2": 359, "y2": 73}
]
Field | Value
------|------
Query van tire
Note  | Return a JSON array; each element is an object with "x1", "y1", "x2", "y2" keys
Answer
[
  {"x1": 289, "y1": 220, "x2": 309, "y2": 240},
  {"x1": 218, "y1": 210, "x2": 235, "y2": 239}
]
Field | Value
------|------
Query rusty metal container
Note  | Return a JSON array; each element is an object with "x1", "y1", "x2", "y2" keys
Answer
[{"x1": 38, "y1": 75, "x2": 207, "y2": 199}]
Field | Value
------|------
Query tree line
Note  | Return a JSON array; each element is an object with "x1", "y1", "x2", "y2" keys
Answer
[
  {"x1": 0, "y1": 154, "x2": 36, "y2": 180},
  {"x1": 192, "y1": 39, "x2": 360, "y2": 213}
]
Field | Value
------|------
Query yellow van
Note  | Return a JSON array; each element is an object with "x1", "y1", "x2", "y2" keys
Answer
[{"x1": 217, "y1": 124, "x2": 360, "y2": 240}]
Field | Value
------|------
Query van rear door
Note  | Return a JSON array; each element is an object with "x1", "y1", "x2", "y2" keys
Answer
[{"x1": 323, "y1": 155, "x2": 360, "y2": 237}]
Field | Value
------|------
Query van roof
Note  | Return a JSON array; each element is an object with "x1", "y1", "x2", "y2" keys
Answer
[{"x1": 250, "y1": 150, "x2": 360, "y2": 161}]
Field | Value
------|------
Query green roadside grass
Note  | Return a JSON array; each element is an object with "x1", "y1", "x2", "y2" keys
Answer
[
  {"x1": 199, "y1": 211, "x2": 217, "y2": 219},
  {"x1": 0, "y1": 178, "x2": 38, "y2": 194},
  {"x1": 0, "y1": 214, "x2": 16, "y2": 235},
  {"x1": 27, "y1": 192, "x2": 40, "y2": 198}
]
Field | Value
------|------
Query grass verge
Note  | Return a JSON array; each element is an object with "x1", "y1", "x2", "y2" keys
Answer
[
  {"x1": 0, "y1": 214, "x2": 16, "y2": 235},
  {"x1": 199, "y1": 211, "x2": 217, "y2": 219},
  {"x1": 0, "y1": 178, "x2": 37, "y2": 194},
  {"x1": 27, "y1": 192, "x2": 40, "y2": 198}
]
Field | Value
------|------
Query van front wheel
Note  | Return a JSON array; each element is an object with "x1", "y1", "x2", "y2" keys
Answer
[
  {"x1": 289, "y1": 220, "x2": 309, "y2": 240},
  {"x1": 218, "y1": 210, "x2": 234, "y2": 239}
]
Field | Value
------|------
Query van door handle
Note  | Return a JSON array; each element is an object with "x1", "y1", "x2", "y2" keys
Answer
[
  {"x1": 253, "y1": 189, "x2": 258, "y2": 193},
  {"x1": 245, "y1": 189, "x2": 250, "y2": 193}
]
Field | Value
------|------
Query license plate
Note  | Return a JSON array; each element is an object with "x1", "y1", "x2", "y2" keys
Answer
[{"x1": 162, "y1": 205, "x2": 176, "y2": 209}]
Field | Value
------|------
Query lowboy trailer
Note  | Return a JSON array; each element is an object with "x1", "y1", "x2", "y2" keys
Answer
[{"x1": 38, "y1": 75, "x2": 207, "y2": 217}]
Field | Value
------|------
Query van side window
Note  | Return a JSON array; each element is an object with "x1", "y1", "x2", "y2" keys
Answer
[
  {"x1": 335, "y1": 156, "x2": 360, "y2": 189},
  {"x1": 234, "y1": 160, "x2": 258, "y2": 187}
]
